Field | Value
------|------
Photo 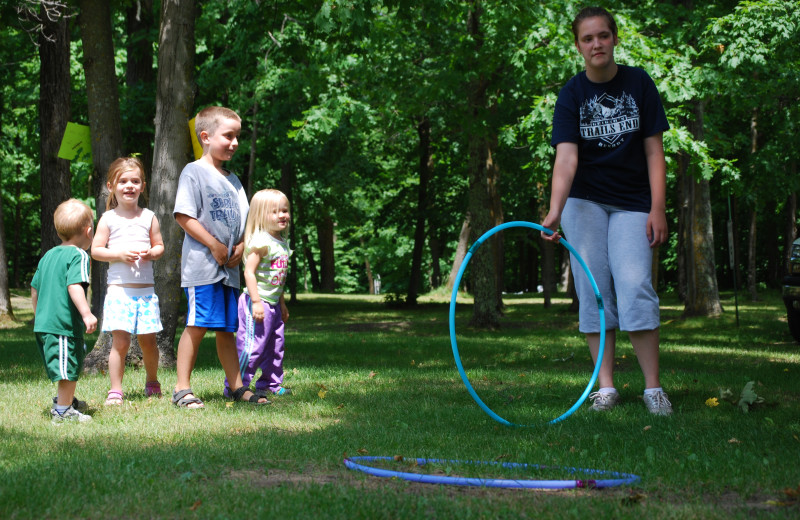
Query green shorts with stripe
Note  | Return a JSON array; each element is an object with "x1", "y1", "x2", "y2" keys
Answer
[{"x1": 35, "y1": 333, "x2": 89, "y2": 382}]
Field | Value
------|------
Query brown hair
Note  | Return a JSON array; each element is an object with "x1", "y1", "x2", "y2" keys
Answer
[
  {"x1": 105, "y1": 157, "x2": 147, "y2": 210},
  {"x1": 194, "y1": 106, "x2": 242, "y2": 142},
  {"x1": 572, "y1": 6, "x2": 618, "y2": 43},
  {"x1": 54, "y1": 198, "x2": 94, "y2": 241}
]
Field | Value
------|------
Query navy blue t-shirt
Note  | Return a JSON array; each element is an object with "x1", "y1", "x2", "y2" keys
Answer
[{"x1": 551, "y1": 65, "x2": 669, "y2": 212}]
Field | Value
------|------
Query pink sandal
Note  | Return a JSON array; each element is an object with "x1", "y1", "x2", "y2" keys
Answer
[
  {"x1": 145, "y1": 381, "x2": 162, "y2": 398},
  {"x1": 105, "y1": 390, "x2": 124, "y2": 406}
]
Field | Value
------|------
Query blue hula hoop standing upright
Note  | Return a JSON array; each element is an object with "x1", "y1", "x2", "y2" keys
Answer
[{"x1": 448, "y1": 221, "x2": 606, "y2": 426}]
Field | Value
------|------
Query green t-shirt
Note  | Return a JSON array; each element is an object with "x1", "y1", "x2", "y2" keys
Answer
[{"x1": 31, "y1": 245, "x2": 91, "y2": 341}]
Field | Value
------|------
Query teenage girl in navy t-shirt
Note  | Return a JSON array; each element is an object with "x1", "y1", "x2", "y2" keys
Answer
[{"x1": 541, "y1": 6, "x2": 673, "y2": 416}]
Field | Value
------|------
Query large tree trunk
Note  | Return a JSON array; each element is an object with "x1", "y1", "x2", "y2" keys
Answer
[
  {"x1": 38, "y1": 8, "x2": 72, "y2": 254},
  {"x1": 78, "y1": 0, "x2": 126, "y2": 372},
  {"x1": 78, "y1": 0, "x2": 124, "y2": 316},
  {"x1": 465, "y1": 2, "x2": 500, "y2": 329},
  {"x1": 746, "y1": 108, "x2": 759, "y2": 301},
  {"x1": 149, "y1": 0, "x2": 196, "y2": 365},
  {"x1": 682, "y1": 101, "x2": 722, "y2": 317},
  {"x1": 317, "y1": 214, "x2": 335, "y2": 293},
  {"x1": 407, "y1": 115, "x2": 433, "y2": 306},
  {"x1": 125, "y1": 0, "x2": 156, "y2": 177}
]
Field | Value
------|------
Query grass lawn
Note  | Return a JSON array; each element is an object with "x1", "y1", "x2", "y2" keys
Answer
[{"x1": 1, "y1": 288, "x2": 799, "y2": 519}]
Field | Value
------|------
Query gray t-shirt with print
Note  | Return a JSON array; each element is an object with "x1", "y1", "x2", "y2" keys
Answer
[{"x1": 173, "y1": 160, "x2": 249, "y2": 288}]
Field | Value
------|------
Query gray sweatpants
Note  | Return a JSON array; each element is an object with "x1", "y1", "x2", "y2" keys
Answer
[{"x1": 561, "y1": 197, "x2": 660, "y2": 333}]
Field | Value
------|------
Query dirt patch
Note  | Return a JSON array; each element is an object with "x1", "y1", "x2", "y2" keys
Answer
[{"x1": 226, "y1": 465, "x2": 797, "y2": 514}]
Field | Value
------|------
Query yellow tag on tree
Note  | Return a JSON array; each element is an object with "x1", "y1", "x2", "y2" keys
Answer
[
  {"x1": 57, "y1": 122, "x2": 92, "y2": 162},
  {"x1": 188, "y1": 118, "x2": 203, "y2": 160}
]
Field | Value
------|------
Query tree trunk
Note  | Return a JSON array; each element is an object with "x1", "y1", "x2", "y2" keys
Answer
[
  {"x1": 465, "y1": 2, "x2": 500, "y2": 329},
  {"x1": 125, "y1": 0, "x2": 156, "y2": 177},
  {"x1": 0, "y1": 103, "x2": 12, "y2": 323},
  {"x1": 302, "y1": 234, "x2": 320, "y2": 292},
  {"x1": 407, "y1": 115, "x2": 433, "y2": 306},
  {"x1": 317, "y1": 214, "x2": 335, "y2": 292},
  {"x1": 746, "y1": 206, "x2": 759, "y2": 300},
  {"x1": 682, "y1": 101, "x2": 722, "y2": 317},
  {"x1": 746, "y1": 108, "x2": 759, "y2": 300},
  {"x1": 149, "y1": 0, "x2": 196, "y2": 366},
  {"x1": 429, "y1": 235, "x2": 443, "y2": 289},
  {"x1": 446, "y1": 215, "x2": 471, "y2": 292},
  {"x1": 38, "y1": 8, "x2": 72, "y2": 254},
  {"x1": 537, "y1": 195, "x2": 554, "y2": 308},
  {"x1": 78, "y1": 0, "x2": 124, "y2": 317}
]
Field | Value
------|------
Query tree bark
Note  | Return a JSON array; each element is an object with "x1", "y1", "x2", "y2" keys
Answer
[
  {"x1": 682, "y1": 101, "x2": 722, "y2": 317},
  {"x1": 407, "y1": 115, "x2": 433, "y2": 306},
  {"x1": 78, "y1": 0, "x2": 124, "y2": 316},
  {"x1": 465, "y1": 2, "x2": 500, "y2": 328},
  {"x1": 149, "y1": 0, "x2": 196, "y2": 366},
  {"x1": 38, "y1": 8, "x2": 72, "y2": 254},
  {"x1": 746, "y1": 108, "x2": 759, "y2": 300},
  {"x1": 125, "y1": 0, "x2": 156, "y2": 177},
  {"x1": 446, "y1": 215, "x2": 471, "y2": 292},
  {"x1": 0, "y1": 93, "x2": 12, "y2": 322},
  {"x1": 317, "y1": 214, "x2": 335, "y2": 292}
]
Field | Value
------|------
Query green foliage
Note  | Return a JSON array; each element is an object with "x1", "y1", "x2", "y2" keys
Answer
[{"x1": 1, "y1": 1, "x2": 798, "y2": 297}]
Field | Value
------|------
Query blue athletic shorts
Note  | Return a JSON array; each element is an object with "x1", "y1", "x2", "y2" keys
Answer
[
  {"x1": 184, "y1": 282, "x2": 238, "y2": 332},
  {"x1": 102, "y1": 285, "x2": 163, "y2": 334}
]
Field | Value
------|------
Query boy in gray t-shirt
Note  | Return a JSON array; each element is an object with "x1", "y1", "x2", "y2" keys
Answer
[{"x1": 171, "y1": 106, "x2": 269, "y2": 408}]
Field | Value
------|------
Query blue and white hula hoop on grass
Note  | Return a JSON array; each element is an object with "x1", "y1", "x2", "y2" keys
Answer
[
  {"x1": 449, "y1": 221, "x2": 606, "y2": 426},
  {"x1": 343, "y1": 456, "x2": 639, "y2": 489}
]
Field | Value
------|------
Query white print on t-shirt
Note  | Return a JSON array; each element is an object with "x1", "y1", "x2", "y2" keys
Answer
[{"x1": 579, "y1": 92, "x2": 639, "y2": 148}]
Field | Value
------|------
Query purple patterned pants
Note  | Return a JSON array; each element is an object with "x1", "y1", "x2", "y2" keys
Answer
[{"x1": 224, "y1": 292, "x2": 285, "y2": 395}]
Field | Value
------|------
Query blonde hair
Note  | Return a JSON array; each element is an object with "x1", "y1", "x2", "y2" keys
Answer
[
  {"x1": 194, "y1": 106, "x2": 242, "y2": 142},
  {"x1": 245, "y1": 189, "x2": 290, "y2": 244},
  {"x1": 105, "y1": 157, "x2": 146, "y2": 210},
  {"x1": 54, "y1": 198, "x2": 94, "y2": 241}
]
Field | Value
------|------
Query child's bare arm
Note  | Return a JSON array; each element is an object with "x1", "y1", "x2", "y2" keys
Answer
[
  {"x1": 67, "y1": 283, "x2": 97, "y2": 334},
  {"x1": 175, "y1": 213, "x2": 228, "y2": 266},
  {"x1": 243, "y1": 249, "x2": 266, "y2": 321},
  {"x1": 280, "y1": 293, "x2": 289, "y2": 323},
  {"x1": 141, "y1": 214, "x2": 165, "y2": 261},
  {"x1": 31, "y1": 287, "x2": 38, "y2": 316}
]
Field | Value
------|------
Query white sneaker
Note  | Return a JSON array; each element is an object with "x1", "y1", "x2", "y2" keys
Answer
[
  {"x1": 588, "y1": 390, "x2": 620, "y2": 411},
  {"x1": 51, "y1": 406, "x2": 92, "y2": 424},
  {"x1": 643, "y1": 390, "x2": 673, "y2": 416}
]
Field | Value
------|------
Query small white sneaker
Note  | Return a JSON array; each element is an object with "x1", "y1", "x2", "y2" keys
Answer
[
  {"x1": 643, "y1": 390, "x2": 673, "y2": 416},
  {"x1": 51, "y1": 406, "x2": 92, "y2": 424},
  {"x1": 588, "y1": 390, "x2": 620, "y2": 411}
]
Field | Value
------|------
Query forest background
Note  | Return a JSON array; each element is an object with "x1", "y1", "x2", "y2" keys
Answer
[{"x1": 0, "y1": 0, "x2": 798, "y2": 359}]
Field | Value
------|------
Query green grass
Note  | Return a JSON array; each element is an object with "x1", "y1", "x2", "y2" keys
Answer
[{"x1": 1, "y1": 289, "x2": 799, "y2": 519}]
